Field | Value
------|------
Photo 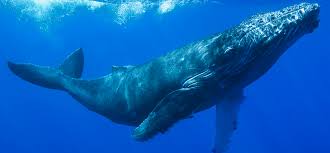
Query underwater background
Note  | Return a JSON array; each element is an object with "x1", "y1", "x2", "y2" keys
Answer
[{"x1": 0, "y1": 0, "x2": 329, "y2": 153}]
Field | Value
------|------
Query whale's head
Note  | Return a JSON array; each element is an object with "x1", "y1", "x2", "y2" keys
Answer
[
  {"x1": 269, "y1": 3, "x2": 320, "y2": 34},
  {"x1": 211, "y1": 3, "x2": 320, "y2": 88},
  {"x1": 245, "y1": 3, "x2": 320, "y2": 55}
]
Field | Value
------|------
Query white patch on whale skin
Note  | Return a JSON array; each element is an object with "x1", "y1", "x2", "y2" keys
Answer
[{"x1": 224, "y1": 47, "x2": 233, "y2": 54}]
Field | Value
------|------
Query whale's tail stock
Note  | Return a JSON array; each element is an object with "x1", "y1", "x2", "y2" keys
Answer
[{"x1": 7, "y1": 48, "x2": 84, "y2": 91}]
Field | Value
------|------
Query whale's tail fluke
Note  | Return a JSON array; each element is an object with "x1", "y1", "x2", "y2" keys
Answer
[
  {"x1": 58, "y1": 48, "x2": 84, "y2": 79},
  {"x1": 7, "y1": 48, "x2": 84, "y2": 90}
]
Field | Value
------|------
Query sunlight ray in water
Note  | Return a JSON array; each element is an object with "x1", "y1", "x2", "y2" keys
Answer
[{"x1": 2, "y1": 0, "x2": 204, "y2": 26}]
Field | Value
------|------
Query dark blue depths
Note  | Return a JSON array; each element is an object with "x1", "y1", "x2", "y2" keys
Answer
[{"x1": 0, "y1": 0, "x2": 329, "y2": 153}]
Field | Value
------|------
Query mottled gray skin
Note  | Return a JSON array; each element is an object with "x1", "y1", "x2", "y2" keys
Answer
[{"x1": 8, "y1": 3, "x2": 319, "y2": 142}]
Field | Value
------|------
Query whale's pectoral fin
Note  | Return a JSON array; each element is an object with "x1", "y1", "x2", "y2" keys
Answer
[
  {"x1": 132, "y1": 87, "x2": 204, "y2": 141},
  {"x1": 214, "y1": 90, "x2": 244, "y2": 153}
]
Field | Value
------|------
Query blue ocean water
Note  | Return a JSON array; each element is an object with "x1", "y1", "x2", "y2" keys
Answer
[{"x1": 0, "y1": 0, "x2": 329, "y2": 153}]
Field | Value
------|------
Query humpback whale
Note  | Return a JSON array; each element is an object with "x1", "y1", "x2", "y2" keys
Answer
[{"x1": 8, "y1": 2, "x2": 319, "y2": 152}]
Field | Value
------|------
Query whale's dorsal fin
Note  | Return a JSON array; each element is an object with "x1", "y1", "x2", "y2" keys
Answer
[{"x1": 112, "y1": 65, "x2": 135, "y2": 72}]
